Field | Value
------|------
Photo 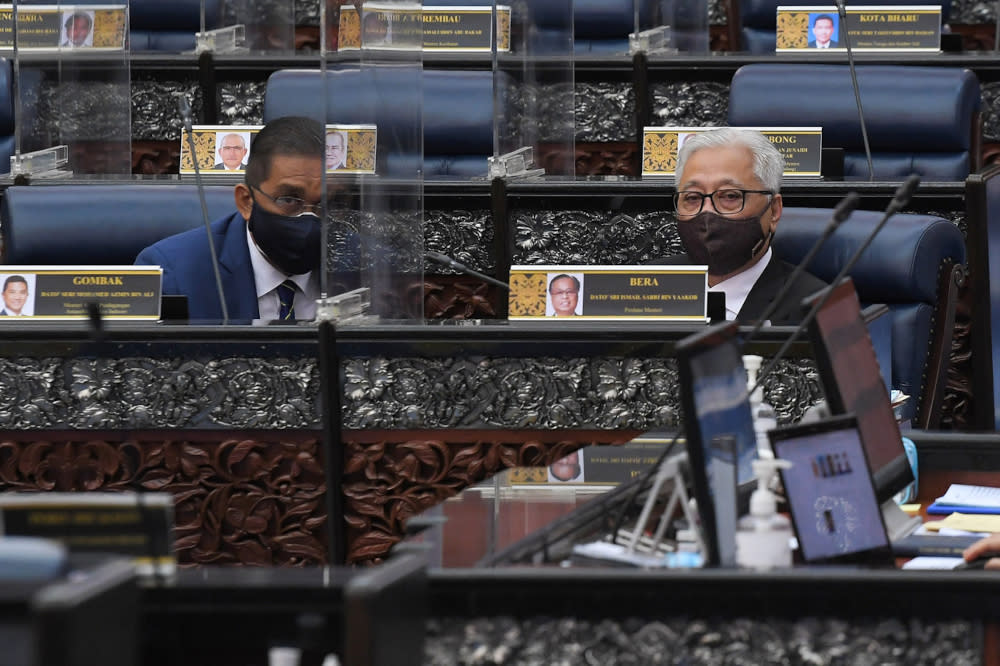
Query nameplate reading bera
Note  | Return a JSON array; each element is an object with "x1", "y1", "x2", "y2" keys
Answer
[{"x1": 509, "y1": 265, "x2": 708, "y2": 321}]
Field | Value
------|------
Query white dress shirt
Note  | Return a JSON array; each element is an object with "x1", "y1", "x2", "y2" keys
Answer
[
  {"x1": 246, "y1": 226, "x2": 319, "y2": 321},
  {"x1": 709, "y1": 248, "x2": 773, "y2": 321}
]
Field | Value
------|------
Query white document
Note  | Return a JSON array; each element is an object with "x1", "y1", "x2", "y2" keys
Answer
[{"x1": 936, "y1": 484, "x2": 1000, "y2": 508}]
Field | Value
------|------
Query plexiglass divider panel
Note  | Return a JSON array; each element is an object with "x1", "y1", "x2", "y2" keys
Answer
[
  {"x1": 219, "y1": 0, "x2": 294, "y2": 54},
  {"x1": 320, "y1": 0, "x2": 424, "y2": 323},
  {"x1": 9, "y1": 0, "x2": 131, "y2": 176},
  {"x1": 495, "y1": 0, "x2": 574, "y2": 179},
  {"x1": 660, "y1": 0, "x2": 709, "y2": 53}
]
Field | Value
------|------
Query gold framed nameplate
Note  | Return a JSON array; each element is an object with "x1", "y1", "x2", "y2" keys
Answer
[
  {"x1": 776, "y1": 5, "x2": 942, "y2": 52},
  {"x1": 0, "y1": 267, "x2": 162, "y2": 320},
  {"x1": 642, "y1": 126, "x2": 823, "y2": 178},
  {"x1": 180, "y1": 124, "x2": 378, "y2": 176},
  {"x1": 509, "y1": 265, "x2": 708, "y2": 321},
  {"x1": 0, "y1": 4, "x2": 127, "y2": 51},
  {"x1": 338, "y1": 3, "x2": 511, "y2": 51}
]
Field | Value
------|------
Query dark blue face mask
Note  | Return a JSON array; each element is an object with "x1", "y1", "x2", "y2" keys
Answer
[{"x1": 247, "y1": 202, "x2": 321, "y2": 275}]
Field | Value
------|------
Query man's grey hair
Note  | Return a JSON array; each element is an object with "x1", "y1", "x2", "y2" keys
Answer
[{"x1": 675, "y1": 128, "x2": 784, "y2": 193}]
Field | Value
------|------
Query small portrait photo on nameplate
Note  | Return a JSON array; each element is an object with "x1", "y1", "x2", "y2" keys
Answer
[
  {"x1": 776, "y1": 5, "x2": 942, "y2": 52},
  {"x1": 0, "y1": 4, "x2": 128, "y2": 51},
  {"x1": 0, "y1": 267, "x2": 163, "y2": 320},
  {"x1": 336, "y1": 3, "x2": 511, "y2": 51},
  {"x1": 642, "y1": 126, "x2": 822, "y2": 177},
  {"x1": 508, "y1": 441, "x2": 669, "y2": 486},
  {"x1": 325, "y1": 124, "x2": 377, "y2": 174},
  {"x1": 509, "y1": 265, "x2": 708, "y2": 322},
  {"x1": 179, "y1": 125, "x2": 262, "y2": 175}
]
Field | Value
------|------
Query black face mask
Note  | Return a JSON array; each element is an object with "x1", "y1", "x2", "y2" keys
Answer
[
  {"x1": 247, "y1": 203, "x2": 321, "y2": 275},
  {"x1": 677, "y1": 208, "x2": 772, "y2": 277}
]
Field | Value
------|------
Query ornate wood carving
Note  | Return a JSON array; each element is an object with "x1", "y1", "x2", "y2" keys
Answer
[
  {"x1": 342, "y1": 431, "x2": 641, "y2": 564},
  {"x1": 0, "y1": 432, "x2": 328, "y2": 567}
]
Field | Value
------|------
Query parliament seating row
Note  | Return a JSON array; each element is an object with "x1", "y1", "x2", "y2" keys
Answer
[{"x1": 0, "y1": 182, "x2": 967, "y2": 430}]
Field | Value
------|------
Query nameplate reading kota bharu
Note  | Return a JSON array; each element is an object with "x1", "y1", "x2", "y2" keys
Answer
[{"x1": 508, "y1": 265, "x2": 708, "y2": 321}]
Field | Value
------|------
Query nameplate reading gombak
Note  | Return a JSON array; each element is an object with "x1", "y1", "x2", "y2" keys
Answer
[
  {"x1": 642, "y1": 126, "x2": 822, "y2": 178},
  {"x1": 776, "y1": 5, "x2": 942, "y2": 52},
  {"x1": 338, "y1": 4, "x2": 511, "y2": 51},
  {"x1": 180, "y1": 124, "x2": 378, "y2": 175},
  {"x1": 0, "y1": 267, "x2": 162, "y2": 320},
  {"x1": 0, "y1": 4, "x2": 127, "y2": 51},
  {"x1": 508, "y1": 265, "x2": 708, "y2": 321}
]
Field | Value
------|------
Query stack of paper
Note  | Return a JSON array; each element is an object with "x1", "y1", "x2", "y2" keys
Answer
[{"x1": 928, "y1": 484, "x2": 1000, "y2": 516}]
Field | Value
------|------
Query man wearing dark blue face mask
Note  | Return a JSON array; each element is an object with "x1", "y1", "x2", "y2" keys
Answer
[
  {"x1": 136, "y1": 116, "x2": 325, "y2": 321},
  {"x1": 658, "y1": 128, "x2": 827, "y2": 324}
]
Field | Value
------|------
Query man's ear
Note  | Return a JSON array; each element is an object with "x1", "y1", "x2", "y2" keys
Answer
[
  {"x1": 769, "y1": 193, "x2": 783, "y2": 231},
  {"x1": 234, "y1": 184, "x2": 253, "y2": 221}
]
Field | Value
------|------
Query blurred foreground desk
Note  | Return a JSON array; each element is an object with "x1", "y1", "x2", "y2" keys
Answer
[
  {"x1": 0, "y1": 321, "x2": 821, "y2": 565},
  {"x1": 405, "y1": 435, "x2": 1000, "y2": 665}
]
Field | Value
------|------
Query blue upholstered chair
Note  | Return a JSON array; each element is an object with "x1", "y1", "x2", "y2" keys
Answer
[
  {"x1": 264, "y1": 68, "x2": 509, "y2": 179},
  {"x1": 730, "y1": 0, "x2": 952, "y2": 53},
  {"x1": 773, "y1": 208, "x2": 966, "y2": 427},
  {"x1": 0, "y1": 58, "x2": 13, "y2": 175},
  {"x1": 130, "y1": 0, "x2": 220, "y2": 51},
  {"x1": 1, "y1": 185, "x2": 236, "y2": 264},
  {"x1": 727, "y1": 64, "x2": 981, "y2": 181}
]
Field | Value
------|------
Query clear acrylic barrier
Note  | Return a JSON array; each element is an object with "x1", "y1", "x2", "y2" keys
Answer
[
  {"x1": 217, "y1": 0, "x2": 294, "y2": 54},
  {"x1": 320, "y1": 0, "x2": 425, "y2": 323},
  {"x1": 659, "y1": 0, "x2": 709, "y2": 54},
  {"x1": 494, "y1": 0, "x2": 575, "y2": 179},
  {"x1": 9, "y1": 0, "x2": 131, "y2": 176}
]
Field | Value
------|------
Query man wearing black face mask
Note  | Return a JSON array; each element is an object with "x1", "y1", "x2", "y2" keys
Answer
[
  {"x1": 660, "y1": 128, "x2": 827, "y2": 324},
  {"x1": 135, "y1": 116, "x2": 325, "y2": 321}
]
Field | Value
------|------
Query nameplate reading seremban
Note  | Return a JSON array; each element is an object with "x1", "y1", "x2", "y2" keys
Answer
[
  {"x1": 776, "y1": 5, "x2": 942, "y2": 52},
  {"x1": 338, "y1": 4, "x2": 512, "y2": 52},
  {"x1": 0, "y1": 267, "x2": 162, "y2": 320},
  {"x1": 508, "y1": 265, "x2": 708, "y2": 321},
  {"x1": 643, "y1": 126, "x2": 822, "y2": 177}
]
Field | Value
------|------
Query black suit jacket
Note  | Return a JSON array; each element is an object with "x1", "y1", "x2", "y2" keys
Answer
[
  {"x1": 655, "y1": 254, "x2": 828, "y2": 324},
  {"x1": 808, "y1": 39, "x2": 838, "y2": 48}
]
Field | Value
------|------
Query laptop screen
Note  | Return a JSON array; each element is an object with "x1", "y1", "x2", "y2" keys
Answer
[
  {"x1": 769, "y1": 415, "x2": 890, "y2": 563},
  {"x1": 676, "y1": 322, "x2": 757, "y2": 566}
]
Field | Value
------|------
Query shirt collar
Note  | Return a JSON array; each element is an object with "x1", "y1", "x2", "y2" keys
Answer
[{"x1": 709, "y1": 248, "x2": 772, "y2": 320}]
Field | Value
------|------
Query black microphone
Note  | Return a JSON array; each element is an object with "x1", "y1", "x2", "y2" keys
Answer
[
  {"x1": 836, "y1": 0, "x2": 875, "y2": 182},
  {"x1": 744, "y1": 190, "x2": 860, "y2": 343},
  {"x1": 178, "y1": 95, "x2": 229, "y2": 323},
  {"x1": 425, "y1": 250, "x2": 510, "y2": 290},
  {"x1": 746, "y1": 174, "x2": 919, "y2": 398}
]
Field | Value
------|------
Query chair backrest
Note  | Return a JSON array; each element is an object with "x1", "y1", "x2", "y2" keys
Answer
[
  {"x1": 1, "y1": 185, "x2": 236, "y2": 265},
  {"x1": 264, "y1": 68, "x2": 509, "y2": 178},
  {"x1": 0, "y1": 58, "x2": 14, "y2": 175},
  {"x1": 130, "y1": 0, "x2": 220, "y2": 51},
  {"x1": 731, "y1": 0, "x2": 952, "y2": 53},
  {"x1": 728, "y1": 64, "x2": 981, "y2": 181},
  {"x1": 773, "y1": 207, "x2": 966, "y2": 427}
]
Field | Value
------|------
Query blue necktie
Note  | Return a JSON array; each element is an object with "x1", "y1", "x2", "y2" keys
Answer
[{"x1": 277, "y1": 280, "x2": 297, "y2": 320}]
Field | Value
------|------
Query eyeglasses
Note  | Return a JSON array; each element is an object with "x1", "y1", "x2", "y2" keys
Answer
[
  {"x1": 252, "y1": 186, "x2": 323, "y2": 217},
  {"x1": 673, "y1": 188, "x2": 773, "y2": 216}
]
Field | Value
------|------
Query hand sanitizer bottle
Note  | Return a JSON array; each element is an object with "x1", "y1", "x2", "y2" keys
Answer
[
  {"x1": 736, "y1": 458, "x2": 793, "y2": 569},
  {"x1": 743, "y1": 354, "x2": 777, "y2": 459}
]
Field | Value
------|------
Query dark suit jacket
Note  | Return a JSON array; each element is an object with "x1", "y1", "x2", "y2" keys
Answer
[
  {"x1": 212, "y1": 163, "x2": 245, "y2": 170},
  {"x1": 134, "y1": 211, "x2": 259, "y2": 321},
  {"x1": 808, "y1": 39, "x2": 838, "y2": 48},
  {"x1": 656, "y1": 254, "x2": 828, "y2": 324}
]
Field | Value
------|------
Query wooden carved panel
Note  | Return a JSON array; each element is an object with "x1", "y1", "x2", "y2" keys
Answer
[
  {"x1": 0, "y1": 432, "x2": 327, "y2": 567},
  {"x1": 342, "y1": 430, "x2": 640, "y2": 564}
]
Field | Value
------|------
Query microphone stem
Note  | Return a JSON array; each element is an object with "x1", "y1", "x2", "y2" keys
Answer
[{"x1": 838, "y1": 1, "x2": 875, "y2": 182}]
